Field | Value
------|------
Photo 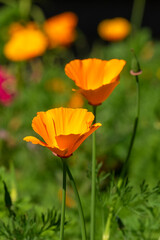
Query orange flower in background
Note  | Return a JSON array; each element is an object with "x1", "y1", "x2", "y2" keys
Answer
[
  {"x1": 58, "y1": 189, "x2": 76, "y2": 208},
  {"x1": 23, "y1": 108, "x2": 101, "y2": 158},
  {"x1": 44, "y1": 12, "x2": 78, "y2": 48},
  {"x1": 97, "y1": 17, "x2": 131, "y2": 42},
  {"x1": 4, "y1": 22, "x2": 48, "y2": 61},
  {"x1": 65, "y1": 58, "x2": 126, "y2": 106},
  {"x1": 68, "y1": 92, "x2": 84, "y2": 108}
]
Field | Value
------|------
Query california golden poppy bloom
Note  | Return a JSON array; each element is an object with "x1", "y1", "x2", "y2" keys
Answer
[
  {"x1": 4, "y1": 22, "x2": 48, "y2": 61},
  {"x1": 97, "y1": 17, "x2": 131, "y2": 42},
  {"x1": 43, "y1": 12, "x2": 78, "y2": 48},
  {"x1": 65, "y1": 58, "x2": 126, "y2": 106},
  {"x1": 23, "y1": 107, "x2": 101, "y2": 158}
]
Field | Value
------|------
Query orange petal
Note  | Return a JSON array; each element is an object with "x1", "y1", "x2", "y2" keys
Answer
[
  {"x1": 32, "y1": 111, "x2": 58, "y2": 147},
  {"x1": 23, "y1": 136, "x2": 47, "y2": 147},
  {"x1": 70, "y1": 123, "x2": 102, "y2": 154},
  {"x1": 55, "y1": 122, "x2": 101, "y2": 157},
  {"x1": 23, "y1": 136, "x2": 68, "y2": 157},
  {"x1": 47, "y1": 107, "x2": 95, "y2": 135},
  {"x1": 65, "y1": 58, "x2": 126, "y2": 91},
  {"x1": 48, "y1": 146, "x2": 69, "y2": 158},
  {"x1": 65, "y1": 59, "x2": 106, "y2": 89},
  {"x1": 55, "y1": 134, "x2": 81, "y2": 157},
  {"x1": 103, "y1": 59, "x2": 126, "y2": 84},
  {"x1": 78, "y1": 80, "x2": 120, "y2": 105},
  {"x1": 32, "y1": 113, "x2": 52, "y2": 146}
]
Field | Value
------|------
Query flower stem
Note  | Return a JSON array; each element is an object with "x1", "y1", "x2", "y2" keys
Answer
[
  {"x1": 126, "y1": 75, "x2": 140, "y2": 160},
  {"x1": 66, "y1": 164, "x2": 87, "y2": 240},
  {"x1": 91, "y1": 105, "x2": 97, "y2": 240},
  {"x1": 103, "y1": 207, "x2": 113, "y2": 240},
  {"x1": 118, "y1": 71, "x2": 140, "y2": 188},
  {"x1": 131, "y1": 0, "x2": 146, "y2": 31},
  {"x1": 60, "y1": 159, "x2": 66, "y2": 240},
  {"x1": 19, "y1": 0, "x2": 32, "y2": 20}
]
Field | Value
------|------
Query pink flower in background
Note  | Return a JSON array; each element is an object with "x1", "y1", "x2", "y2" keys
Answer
[{"x1": 0, "y1": 67, "x2": 16, "y2": 105}]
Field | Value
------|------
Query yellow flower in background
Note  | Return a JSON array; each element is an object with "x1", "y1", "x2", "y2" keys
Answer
[
  {"x1": 65, "y1": 58, "x2": 126, "y2": 106},
  {"x1": 97, "y1": 17, "x2": 131, "y2": 42},
  {"x1": 68, "y1": 92, "x2": 84, "y2": 108},
  {"x1": 44, "y1": 12, "x2": 78, "y2": 48},
  {"x1": 4, "y1": 22, "x2": 48, "y2": 61},
  {"x1": 23, "y1": 108, "x2": 101, "y2": 158}
]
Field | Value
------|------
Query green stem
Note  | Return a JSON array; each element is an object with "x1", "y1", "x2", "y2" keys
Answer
[
  {"x1": 66, "y1": 164, "x2": 87, "y2": 240},
  {"x1": 131, "y1": 0, "x2": 146, "y2": 31},
  {"x1": 60, "y1": 159, "x2": 66, "y2": 240},
  {"x1": 103, "y1": 207, "x2": 113, "y2": 240},
  {"x1": 91, "y1": 105, "x2": 97, "y2": 240},
  {"x1": 119, "y1": 74, "x2": 140, "y2": 187},
  {"x1": 0, "y1": 139, "x2": 2, "y2": 162},
  {"x1": 19, "y1": 0, "x2": 32, "y2": 20}
]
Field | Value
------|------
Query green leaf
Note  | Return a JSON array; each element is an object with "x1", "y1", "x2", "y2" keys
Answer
[{"x1": 3, "y1": 180, "x2": 12, "y2": 210}]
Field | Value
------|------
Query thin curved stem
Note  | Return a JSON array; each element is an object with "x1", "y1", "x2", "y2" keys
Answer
[
  {"x1": 60, "y1": 159, "x2": 66, "y2": 240},
  {"x1": 91, "y1": 105, "x2": 97, "y2": 240},
  {"x1": 107, "y1": 61, "x2": 141, "y2": 239},
  {"x1": 66, "y1": 164, "x2": 87, "y2": 240},
  {"x1": 119, "y1": 74, "x2": 140, "y2": 187}
]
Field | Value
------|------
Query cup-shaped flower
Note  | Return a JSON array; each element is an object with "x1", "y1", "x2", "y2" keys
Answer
[
  {"x1": 43, "y1": 12, "x2": 78, "y2": 48},
  {"x1": 97, "y1": 17, "x2": 131, "y2": 42},
  {"x1": 23, "y1": 107, "x2": 101, "y2": 158},
  {"x1": 65, "y1": 58, "x2": 126, "y2": 106},
  {"x1": 4, "y1": 22, "x2": 48, "y2": 61}
]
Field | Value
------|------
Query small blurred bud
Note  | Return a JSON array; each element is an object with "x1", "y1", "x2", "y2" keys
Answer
[{"x1": 130, "y1": 49, "x2": 142, "y2": 76}]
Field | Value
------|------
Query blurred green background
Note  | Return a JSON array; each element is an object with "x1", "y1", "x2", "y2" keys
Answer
[{"x1": 0, "y1": 0, "x2": 160, "y2": 239}]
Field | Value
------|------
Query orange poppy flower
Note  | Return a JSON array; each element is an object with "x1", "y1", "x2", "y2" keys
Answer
[
  {"x1": 97, "y1": 17, "x2": 131, "y2": 42},
  {"x1": 23, "y1": 107, "x2": 101, "y2": 158},
  {"x1": 43, "y1": 12, "x2": 78, "y2": 48},
  {"x1": 4, "y1": 22, "x2": 48, "y2": 61},
  {"x1": 65, "y1": 58, "x2": 126, "y2": 106}
]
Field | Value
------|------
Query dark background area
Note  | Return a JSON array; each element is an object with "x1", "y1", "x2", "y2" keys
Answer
[{"x1": 36, "y1": 0, "x2": 160, "y2": 44}]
